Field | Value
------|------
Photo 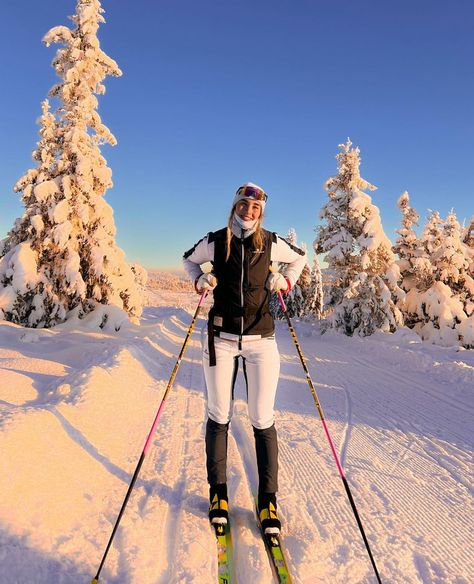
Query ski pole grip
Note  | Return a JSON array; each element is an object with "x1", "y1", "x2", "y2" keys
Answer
[{"x1": 269, "y1": 265, "x2": 287, "y2": 311}]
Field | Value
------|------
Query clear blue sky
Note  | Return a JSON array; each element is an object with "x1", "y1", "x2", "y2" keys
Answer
[{"x1": 1, "y1": 0, "x2": 472, "y2": 269}]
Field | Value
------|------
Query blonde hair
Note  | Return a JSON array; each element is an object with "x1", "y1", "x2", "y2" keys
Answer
[{"x1": 226, "y1": 206, "x2": 265, "y2": 263}]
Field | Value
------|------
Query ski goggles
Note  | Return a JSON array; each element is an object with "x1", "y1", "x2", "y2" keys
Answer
[{"x1": 236, "y1": 185, "x2": 268, "y2": 202}]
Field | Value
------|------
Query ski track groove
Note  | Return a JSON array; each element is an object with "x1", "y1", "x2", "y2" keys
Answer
[
  {"x1": 151, "y1": 316, "x2": 206, "y2": 584},
  {"x1": 229, "y1": 408, "x2": 280, "y2": 584},
  {"x1": 114, "y1": 311, "x2": 209, "y2": 584},
  {"x1": 88, "y1": 314, "x2": 474, "y2": 583},
  {"x1": 305, "y1": 344, "x2": 472, "y2": 483},
  {"x1": 277, "y1": 327, "x2": 474, "y2": 582}
]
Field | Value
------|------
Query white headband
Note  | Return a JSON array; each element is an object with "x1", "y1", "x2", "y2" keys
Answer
[{"x1": 232, "y1": 182, "x2": 267, "y2": 212}]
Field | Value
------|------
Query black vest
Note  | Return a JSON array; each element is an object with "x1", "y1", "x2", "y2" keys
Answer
[{"x1": 208, "y1": 227, "x2": 276, "y2": 338}]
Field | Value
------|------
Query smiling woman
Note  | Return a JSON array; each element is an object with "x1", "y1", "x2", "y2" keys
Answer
[{"x1": 183, "y1": 181, "x2": 307, "y2": 534}]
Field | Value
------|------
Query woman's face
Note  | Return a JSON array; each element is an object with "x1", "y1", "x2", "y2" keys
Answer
[{"x1": 235, "y1": 199, "x2": 262, "y2": 221}]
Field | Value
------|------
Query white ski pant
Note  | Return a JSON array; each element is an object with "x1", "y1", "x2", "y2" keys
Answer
[{"x1": 203, "y1": 335, "x2": 281, "y2": 430}]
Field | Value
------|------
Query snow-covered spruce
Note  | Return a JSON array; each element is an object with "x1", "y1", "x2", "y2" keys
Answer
[
  {"x1": 302, "y1": 249, "x2": 324, "y2": 320},
  {"x1": 393, "y1": 191, "x2": 423, "y2": 294},
  {"x1": 392, "y1": 191, "x2": 431, "y2": 329},
  {"x1": 315, "y1": 139, "x2": 404, "y2": 336},
  {"x1": 0, "y1": 0, "x2": 144, "y2": 329},
  {"x1": 270, "y1": 229, "x2": 312, "y2": 319},
  {"x1": 407, "y1": 211, "x2": 474, "y2": 348},
  {"x1": 463, "y1": 215, "x2": 474, "y2": 275}
]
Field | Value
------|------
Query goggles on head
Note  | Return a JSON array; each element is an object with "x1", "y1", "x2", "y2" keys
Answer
[{"x1": 236, "y1": 185, "x2": 268, "y2": 202}]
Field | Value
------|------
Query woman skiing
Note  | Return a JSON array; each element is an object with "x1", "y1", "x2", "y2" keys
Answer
[{"x1": 183, "y1": 182, "x2": 306, "y2": 533}]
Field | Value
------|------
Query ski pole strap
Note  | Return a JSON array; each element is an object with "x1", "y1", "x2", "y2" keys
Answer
[{"x1": 207, "y1": 311, "x2": 217, "y2": 367}]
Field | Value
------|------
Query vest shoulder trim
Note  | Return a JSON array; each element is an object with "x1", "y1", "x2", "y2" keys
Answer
[
  {"x1": 183, "y1": 234, "x2": 207, "y2": 259},
  {"x1": 277, "y1": 235, "x2": 306, "y2": 256},
  {"x1": 208, "y1": 228, "x2": 227, "y2": 243}
]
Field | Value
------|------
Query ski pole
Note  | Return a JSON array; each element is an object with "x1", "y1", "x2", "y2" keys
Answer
[
  {"x1": 276, "y1": 290, "x2": 383, "y2": 584},
  {"x1": 91, "y1": 291, "x2": 208, "y2": 583}
]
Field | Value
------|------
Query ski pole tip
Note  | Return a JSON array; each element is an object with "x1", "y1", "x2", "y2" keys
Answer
[{"x1": 91, "y1": 579, "x2": 99, "y2": 583}]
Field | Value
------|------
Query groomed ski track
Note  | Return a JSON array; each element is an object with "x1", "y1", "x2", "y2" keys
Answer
[{"x1": 0, "y1": 291, "x2": 472, "y2": 583}]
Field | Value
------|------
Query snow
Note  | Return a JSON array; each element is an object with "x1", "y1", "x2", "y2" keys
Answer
[
  {"x1": 33, "y1": 180, "x2": 58, "y2": 202},
  {"x1": 1, "y1": 284, "x2": 472, "y2": 583},
  {"x1": 0, "y1": 243, "x2": 40, "y2": 299}
]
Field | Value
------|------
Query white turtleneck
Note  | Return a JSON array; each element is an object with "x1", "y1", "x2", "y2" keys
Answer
[{"x1": 232, "y1": 213, "x2": 258, "y2": 238}]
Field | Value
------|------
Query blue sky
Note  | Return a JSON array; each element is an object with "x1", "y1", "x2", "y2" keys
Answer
[{"x1": 1, "y1": 0, "x2": 472, "y2": 269}]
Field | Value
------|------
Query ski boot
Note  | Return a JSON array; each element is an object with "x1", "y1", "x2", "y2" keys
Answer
[
  {"x1": 258, "y1": 492, "x2": 281, "y2": 534},
  {"x1": 209, "y1": 483, "x2": 229, "y2": 525}
]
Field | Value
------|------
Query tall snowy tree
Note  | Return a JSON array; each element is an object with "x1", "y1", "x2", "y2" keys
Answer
[
  {"x1": 302, "y1": 246, "x2": 324, "y2": 320},
  {"x1": 0, "y1": 0, "x2": 143, "y2": 328},
  {"x1": 315, "y1": 139, "x2": 403, "y2": 336},
  {"x1": 270, "y1": 229, "x2": 310, "y2": 319},
  {"x1": 463, "y1": 215, "x2": 474, "y2": 276},
  {"x1": 421, "y1": 210, "x2": 444, "y2": 260},
  {"x1": 392, "y1": 191, "x2": 432, "y2": 329},
  {"x1": 406, "y1": 211, "x2": 474, "y2": 347},
  {"x1": 393, "y1": 191, "x2": 422, "y2": 292}
]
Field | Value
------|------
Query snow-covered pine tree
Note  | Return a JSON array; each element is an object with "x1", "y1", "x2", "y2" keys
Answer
[
  {"x1": 463, "y1": 215, "x2": 474, "y2": 276},
  {"x1": 302, "y1": 247, "x2": 324, "y2": 320},
  {"x1": 269, "y1": 229, "x2": 310, "y2": 319},
  {"x1": 282, "y1": 230, "x2": 307, "y2": 318},
  {"x1": 421, "y1": 210, "x2": 444, "y2": 259},
  {"x1": 393, "y1": 191, "x2": 422, "y2": 292},
  {"x1": 414, "y1": 211, "x2": 474, "y2": 347},
  {"x1": 433, "y1": 212, "x2": 474, "y2": 297},
  {"x1": 392, "y1": 191, "x2": 432, "y2": 329},
  {"x1": 315, "y1": 139, "x2": 403, "y2": 336},
  {"x1": 0, "y1": 0, "x2": 143, "y2": 328},
  {"x1": 0, "y1": 100, "x2": 64, "y2": 326}
]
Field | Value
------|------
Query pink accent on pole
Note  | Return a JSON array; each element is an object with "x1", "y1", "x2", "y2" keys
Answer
[
  {"x1": 321, "y1": 419, "x2": 346, "y2": 479},
  {"x1": 142, "y1": 291, "x2": 207, "y2": 456},
  {"x1": 277, "y1": 291, "x2": 287, "y2": 312},
  {"x1": 199, "y1": 290, "x2": 209, "y2": 305},
  {"x1": 277, "y1": 291, "x2": 346, "y2": 479}
]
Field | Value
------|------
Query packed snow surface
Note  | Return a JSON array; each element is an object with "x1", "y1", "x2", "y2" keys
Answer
[{"x1": 1, "y1": 288, "x2": 473, "y2": 583}]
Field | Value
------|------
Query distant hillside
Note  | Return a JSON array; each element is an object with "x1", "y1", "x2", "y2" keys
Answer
[{"x1": 147, "y1": 270, "x2": 193, "y2": 293}]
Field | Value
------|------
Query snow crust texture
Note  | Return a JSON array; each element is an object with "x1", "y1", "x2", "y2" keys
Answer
[{"x1": 1, "y1": 286, "x2": 472, "y2": 583}]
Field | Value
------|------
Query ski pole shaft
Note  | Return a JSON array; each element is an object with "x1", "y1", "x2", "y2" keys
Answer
[
  {"x1": 276, "y1": 291, "x2": 382, "y2": 584},
  {"x1": 92, "y1": 291, "x2": 208, "y2": 583}
]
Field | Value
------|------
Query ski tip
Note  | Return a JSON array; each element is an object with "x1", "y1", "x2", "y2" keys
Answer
[{"x1": 91, "y1": 579, "x2": 99, "y2": 583}]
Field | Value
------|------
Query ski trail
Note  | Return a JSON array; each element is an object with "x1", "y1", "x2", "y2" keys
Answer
[
  {"x1": 103, "y1": 311, "x2": 210, "y2": 584},
  {"x1": 229, "y1": 406, "x2": 276, "y2": 584},
  {"x1": 283, "y1": 329, "x2": 474, "y2": 583},
  {"x1": 148, "y1": 316, "x2": 211, "y2": 584}
]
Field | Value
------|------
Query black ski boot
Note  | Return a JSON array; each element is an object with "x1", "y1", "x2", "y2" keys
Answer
[{"x1": 209, "y1": 483, "x2": 229, "y2": 525}]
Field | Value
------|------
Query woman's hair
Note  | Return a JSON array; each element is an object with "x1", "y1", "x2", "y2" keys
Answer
[{"x1": 226, "y1": 205, "x2": 265, "y2": 263}]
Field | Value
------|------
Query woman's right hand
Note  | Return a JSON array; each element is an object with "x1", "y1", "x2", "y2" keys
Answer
[
  {"x1": 195, "y1": 273, "x2": 217, "y2": 293},
  {"x1": 266, "y1": 272, "x2": 290, "y2": 292}
]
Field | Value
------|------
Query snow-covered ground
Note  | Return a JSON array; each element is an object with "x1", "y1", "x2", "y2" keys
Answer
[{"x1": 1, "y1": 287, "x2": 473, "y2": 583}]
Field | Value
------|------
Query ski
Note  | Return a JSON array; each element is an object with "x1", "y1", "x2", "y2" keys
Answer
[
  {"x1": 213, "y1": 521, "x2": 234, "y2": 584},
  {"x1": 256, "y1": 505, "x2": 293, "y2": 584}
]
